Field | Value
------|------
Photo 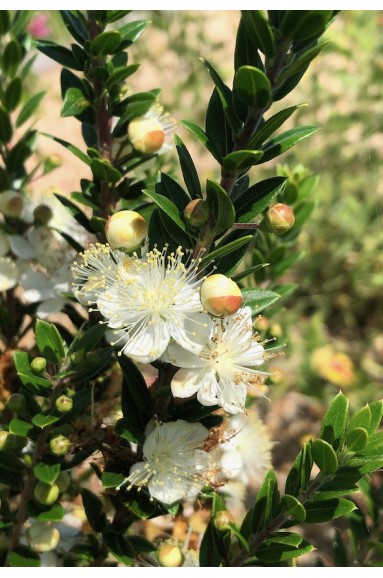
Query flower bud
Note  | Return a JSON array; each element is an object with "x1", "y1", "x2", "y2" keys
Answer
[
  {"x1": 265, "y1": 203, "x2": 295, "y2": 235},
  {"x1": 0, "y1": 431, "x2": 9, "y2": 451},
  {"x1": 49, "y1": 435, "x2": 71, "y2": 456},
  {"x1": 183, "y1": 199, "x2": 210, "y2": 229},
  {"x1": 27, "y1": 522, "x2": 60, "y2": 553},
  {"x1": 55, "y1": 395, "x2": 73, "y2": 413},
  {"x1": 31, "y1": 357, "x2": 47, "y2": 375},
  {"x1": 105, "y1": 210, "x2": 148, "y2": 251},
  {"x1": 128, "y1": 116, "x2": 165, "y2": 154},
  {"x1": 214, "y1": 510, "x2": 235, "y2": 532},
  {"x1": 33, "y1": 203, "x2": 53, "y2": 225},
  {"x1": 34, "y1": 482, "x2": 60, "y2": 506},
  {"x1": 200, "y1": 274, "x2": 243, "y2": 317},
  {"x1": 6, "y1": 393, "x2": 26, "y2": 413},
  {"x1": 157, "y1": 544, "x2": 184, "y2": 567},
  {"x1": 56, "y1": 471, "x2": 71, "y2": 493},
  {"x1": 0, "y1": 190, "x2": 24, "y2": 218}
]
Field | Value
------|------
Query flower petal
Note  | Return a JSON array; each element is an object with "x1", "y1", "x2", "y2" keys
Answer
[
  {"x1": 168, "y1": 312, "x2": 211, "y2": 354},
  {"x1": 119, "y1": 321, "x2": 170, "y2": 364},
  {"x1": 36, "y1": 297, "x2": 67, "y2": 318},
  {"x1": 171, "y1": 368, "x2": 207, "y2": 399},
  {"x1": 165, "y1": 343, "x2": 207, "y2": 368}
]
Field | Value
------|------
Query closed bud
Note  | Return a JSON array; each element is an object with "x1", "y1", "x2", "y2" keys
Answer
[
  {"x1": 6, "y1": 393, "x2": 26, "y2": 413},
  {"x1": 128, "y1": 116, "x2": 165, "y2": 154},
  {"x1": 49, "y1": 434, "x2": 71, "y2": 456},
  {"x1": 200, "y1": 274, "x2": 243, "y2": 317},
  {"x1": 27, "y1": 522, "x2": 60, "y2": 553},
  {"x1": 0, "y1": 190, "x2": 24, "y2": 218},
  {"x1": 157, "y1": 544, "x2": 184, "y2": 567},
  {"x1": 31, "y1": 357, "x2": 47, "y2": 375},
  {"x1": 55, "y1": 395, "x2": 73, "y2": 413},
  {"x1": 105, "y1": 210, "x2": 148, "y2": 251},
  {"x1": 33, "y1": 203, "x2": 53, "y2": 225},
  {"x1": 214, "y1": 510, "x2": 235, "y2": 532},
  {"x1": 265, "y1": 203, "x2": 295, "y2": 235},
  {"x1": 183, "y1": 199, "x2": 210, "y2": 228},
  {"x1": 34, "y1": 482, "x2": 60, "y2": 506}
]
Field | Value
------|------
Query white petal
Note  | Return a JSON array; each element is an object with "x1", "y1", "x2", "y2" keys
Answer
[
  {"x1": 20, "y1": 269, "x2": 53, "y2": 302},
  {"x1": 168, "y1": 312, "x2": 211, "y2": 354},
  {"x1": 197, "y1": 374, "x2": 220, "y2": 407},
  {"x1": 36, "y1": 297, "x2": 67, "y2": 318},
  {"x1": 165, "y1": 343, "x2": 207, "y2": 368},
  {"x1": 9, "y1": 235, "x2": 37, "y2": 259},
  {"x1": 0, "y1": 258, "x2": 19, "y2": 291},
  {"x1": 120, "y1": 322, "x2": 170, "y2": 364},
  {"x1": 0, "y1": 231, "x2": 10, "y2": 257},
  {"x1": 218, "y1": 378, "x2": 247, "y2": 414},
  {"x1": 148, "y1": 473, "x2": 187, "y2": 504},
  {"x1": 171, "y1": 368, "x2": 206, "y2": 399},
  {"x1": 220, "y1": 449, "x2": 244, "y2": 480}
]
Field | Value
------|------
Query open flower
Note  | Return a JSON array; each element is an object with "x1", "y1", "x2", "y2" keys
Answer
[
  {"x1": 0, "y1": 257, "x2": 19, "y2": 291},
  {"x1": 166, "y1": 306, "x2": 268, "y2": 414},
  {"x1": 122, "y1": 420, "x2": 211, "y2": 504},
  {"x1": 76, "y1": 244, "x2": 212, "y2": 363}
]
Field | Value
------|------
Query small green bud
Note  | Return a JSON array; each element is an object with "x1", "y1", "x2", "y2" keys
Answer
[
  {"x1": 31, "y1": 357, "x2": 47, "y2": 374},
  {"x1": 55, "y1": 395, "x2": 73, "y2": 413},
  {"x1": 34, "y1": 482, "x2": 60, "y2": 506},
  {"x1": 6, "y1": 393, "x2": 26, "y2": 413},
  {"x1": 157, "y1": 544, "x2": 184, "y2": 567},
  {"x1": 70, "y1": 352, "x2": 83, "y2": 366},
  {"x1": 49, "y1": 435, "x2": 71, "y2": 457},
  {"x1": 265, "y1": 203, "x2": 295, "y2": 235},
  {"x1": 183, "y1": 199, "x2": 210, "y2": 229},
  {"x1": 214, "y1": 510, "x2": 235, "y2": 532}
]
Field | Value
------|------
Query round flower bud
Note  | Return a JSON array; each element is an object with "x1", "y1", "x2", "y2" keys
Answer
[
  {"x1": 49, "y1": 435, "x2": 71, "y2": 457},
  {"x1": 128, "y1": 116, "x2": 165, "y2": 154},
  {"x1": 200, "y1": 274, "x2": 243, "y2": 317},
  {"x1": 105, "y1": 210, "x2": 148, "y2": 251},
  {"x1": 0, "y1": 190, "x2": 24, "y2": 218},
  {"x1": 0, "y1": 431, "x2": 9, "y2": 451},
  {"x1": 214, "y1": 510, "x2": 235, "y2": 532},
  {"x1": 183, "y1": 199, "x2": 210, "y2": 229},
  {"x1": 27, "y1": 522, "x2": 60, "y2": 553},
  {"x1": 55, "y1": 395, "x2": 73, "y2": 413},
  {"x1": 157, "y1": 544, "x2": 185, "y2": 567},
  {"x1": 34, "y1": 482, "x2": 60, "y2": 506},
  {"x1": 56, "y1": 471, "x2": 71, "y2": 493},
  {"x1": 33, "y1": 203, "x2": 53, "y2": 225},
  {"x1": 6, "y1": 393, "x2": 26, "y2": 413},
  {"x1": 31, "y1": 357, "x2": 47, "y2": 375},
  {"x1": 265, "y1": 203, "x2": 295, "y2": 235}
]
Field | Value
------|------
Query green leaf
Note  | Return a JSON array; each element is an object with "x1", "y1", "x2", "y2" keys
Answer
[
  {"x1": 54, "y1": 193, "x2": 93, "y2": 232},
  {"x1": 27, "y1": 502, "x2": 65, "y2": 522},
  {"x1": 61, "y1": 87, "x2": 90, "y2": 117},
  {"x1": 206, "y1": 179, "x2": 235, "y2": 231},
  {"x1": 90, "y1": 30, "x2": 122, "y2": 56},
  {"x1": 123, "y1": 490, "x2": 157, "y2": 520},
  {"x1": 81, "y1": 489, "x2": 108, "y2": 533},
  {"x1": 199, "y1": 521, "x2": 223, "y2": 567},
  {"x1": 281, "y1": 494, "x2": 306, "y2": 523},
  {"x1": 128, "y1": 536, "x2": 156, "y2": 553},
  {"x1": 157, "y1": 172, "x2": 191, "y2": 211},
  {"x1": 367, "y1": 400, "x2": 383, "y2": 434},
  {"x1": 35, "y1": 319, "x2": 66, "y2": 364},
  {"x1": 118, "y1": 356, "x2": 152, "y2": 414},
  {"x1": 104, "y1": 532, "x2": 135, "y2": 567},
  {"x1": 285, "y1": 442, "x2": 313, "y2": 497},
  {"x1": 249, "y1": 104, "x2": 307, "y2": 149},
  {"x1": 31, "y1": 414, "x2": 60, "y2": 429},
  {"x1": 60, "y1": 10, "x2": 88, "y2": 44},
  {"x1": 102, "y1": 471, "x2": 125, "y2": 489},
  {"x1": 234, "y1": 18, "x2": 264, "y2": 73},
  {"x1": 71, "y1": 348, "x2": 113, "y2": 385},
  {"x1": 312, "y1": 486, "x2": 360, "y2": 501},
  {"x1": 105, "y1": 64, "x2": 140, "y2": 89},
  {"x1": 4, "y1": 77, "x2": 22, "y2": 111},
  {"x1": 241, "y1": 288, "x2": 281, "y2": 314},
  {"x1": 232, "y1": 263, "x2": 269, "y2": 282},
  {"x1": 346, "y1": 456, "x2": 383, "y2": 474},
  {"x1": 304, "y1": 498, "x2": 356, "y2": 523},
  {"x1": 9, "y1": 418, "x2": 34, "y2": 437},
  {"x1": 144, "y1": 188, "x2": 186, "y2": 231},
  {"x1": 227, "y1": 522, "x2": 249, "y2": 551},
  {"x1": 70, "y1": 324, "x2": 106, "y2": 355},
  {"x1": 181, "y1": 120, "x2": 221, "y2": 162},
  {"x1": 280, "y1": 10, "x2": 333, "y2": 41},
  {"x1": 206, "y1": 88, "x2": 233, "y2": 158},
  {"x1": 266, "y1": 531, "x2": 303, "y2": 547},
  {"x1": 235, "y1": 177, "x2": 287, "y2": 223},
  {"x1": 3, "y1": 39, "x2": 22, "y2": 75},
  {"x1": 234, "y1": 66, "x2": 271, "y2": 109},
  {"x1": 119, "y1": 19, "x2": 150, "y2": 44},
  {"x1": 9, "y1": 546, "x2": 40, "y2": 567},
  {"x1": 240, "y1": 10, "x2": 275, "y2": 57},
  {"x1": 107, "y1": 11, "x2": 132, "y2": 24},
  {"x1": 348, "y1": 405, "x2": 372, "y2": 432},
  {"x1": 361, "y1": 431, "x2": 383, "y2": 456},
  {"x1": 251, "y1": 469, "x2": 280, "y2": 533},
  {"x1": 201, "y1": 58, "x2": 241, "y2": 133},
  {"x1": 312, "y1": 439, "x2": 338, "y2": 475},
  {"x1": 175, "y1": 135, "x2": 202, "y2": 199},
  {"x1": 279, "y1": 45, "x2": 324, "y2": 85},
  {"x1": 0, "y1": 11, "x2": 10, "y2": 35},
  {"x1": 36, "y1": 40, "x2": 82, "y2": 70},
  {"x1": 33, "y1": 462, "x2": 61, "y2": 484},
  {"x1": 13, "y1": 351, "x2": 52, "y2": 395},
  {"x1": 346, "y1": 427, "x2": 368, "y2": 452},
  {"x1": 199, "y1": 235, "x2": 253, "y2": 269},
  {"x1": 40, "y1": 132, "x2": 90, "y2": 166},
  {"x1": 259, "y1": 126, "x2": 320, "y2": 164},
  {"x1": 91, "y1": 158, "x2": 121, "y2": 183},
  {"x1": 0, "y1": 106, "x2": 12, "y2": 143},
  {"x1": 222, "y1": 150, "x2": 264, "y2": 170},
  {"x1": 320, "y1": 391, "x2": 349, "y2": 451},
  {"x1": 16, "y1": 91, "x2": 46, "y2": 127},
  {"x1": 255, "y1": 538, "x2": 315, "y2": 563}
]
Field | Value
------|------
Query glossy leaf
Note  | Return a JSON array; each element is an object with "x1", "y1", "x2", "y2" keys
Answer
[
  {"x1": 280, "y1": 10, "x2": 333, "y2": 41},
  {"x1": 199, "y1": 235, "x2": 253, "y2": 269},
  {"x1": 367, "y1": 400, "x2": 383, "y2": 434},
  {"x1": 144, "y1": 188, "x2": 186, "y2": 231},
  {"x1": 312, "y1": 439, "x2": 338, "y2": 475},
  {"x1": 255, "y1": 538, "x2": 315, "y2": 562},
  {"x1": 157, "y1": 172, "x2": 191, "y2": 211},
  {"x1": 258, "y1": 126, "x2": 320, "y2": 164},
  {"x1": 9, "y1": 418, "x2": 34, "y2": 437},
  {"x1": 41, "y1": 132, "x2": 91, "y2": 165},
  {"x1": 61, "y1": 87, "x2": 90, "y2": 117},
  {"x1": 175, "y1": 135, "x2": 202, "y2": 199},
  {"x1": 241, "y1": 10, "x2": 275, "y2": 57},
  {"x1": 234, "y1": 66, "x2": 271, "y2": 109},
  {"x1": 28, "y1": 502, "x2": 65, "y2": 522},
  {"x1": 181, "y1": 120, "x2": 221, "y2": 162},
  {"x1": 31, "y1": 414, "x2": 60, "y2": 429},
  {"x1": 346, "y1": 427, "x2": 368, "y2": 451},
  {"x1": 285, "y1": 442, "x2": 313, "y2": 497},
  {"x1": 105, "y1": 64, "x2": 140, "y2": 89},
  {"x1": 90, "y1": 31, "x2": 122, "y2": 55},
  {"x1": 13, "y1": 351, "x2": 52, "y2": 394},
  {"x1": 249, "y1": 104, "x2": 307, "y2": 149},
  {"x1": 118, "y1": 356, "x2": 152, "y2": 414},
  {"x1": 281, "y1": 494, "x2": 306, "y2": 523},
  {"x1": 0, "y1": 107, "x2": 12, "y2": 143},
  {"x1": 91, "y1": 158, "x2": 121, "y2": 183},
  {"x1": 101, "y1": 471, "x2": 125, "y2": 489},
  {"x1": 251, "y1": 469, "x2": 280, "y2": 533},
  {"x1": 348, "y1": 405, "x2": 372, "y2": 432},
  {"x1": 222, "y1": 149, "x2": 264, "y2": 170},
  {"x1": 241, "y1": 288, "x2": 281, "y2": 315},
  {"x1": 4, "y1": 77, "x2": 22, "y2": 111},
  {"x1": 119, "y1": 19, "x2": 150, "y2": 44},
  {"x1": 304, "y1": 498, "x2": 356, "y2": 523},
  {"x1": 235, "y1": 177, "x2": 287, "y2": 222},
  {"x1": 35, "y1": 319, "x2": 66, "y2": 364},
  {"x1": 206, "y1": 179, "x2": 235, "y2": 231},
  {"x1": 201, "y1": 58, "x2": 241, "y2": 133},
  {"x1": 33, "y1": 462, "x2": 61, "y2": 484},
  {"x1": 36, "y1": 40, "x2": 82, "y2": 70},
  {"x1": 320, "y1": 391, "x2": 349, "y2": 450}
]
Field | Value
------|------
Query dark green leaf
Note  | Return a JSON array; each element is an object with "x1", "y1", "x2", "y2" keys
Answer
[
  {"x1": 157, "y1": 172, "x2": 190, "y2": 211},
  {"x1": 3, "y1": 39, "x2": 22, "y2": 75},
  {"x1": 361, "y1": 431, "x2": 383, "y2": 456},
  {"x1": 105, "y1": 64, "x2": 140, "y2": 89},
  {"x1": 279, "y1": 45, "x2": 324, "y2": 85},
  {"x1": 234, "y1": 66, "x2": 271, "y2": 109},
  {"x1": 61, "y1": 87, "x2": 90, "y2": 118},
  {"x1": 312, "y1": 439, "x2": 338, "y2": 475},
  {"x1": 91, "y1": 158, "x2": 121, "y2": 183},
  {"x1": 280, "y1": 10, "x2": 333, "y2": 41},
  {"x1": 128, "y1": 536, "x2": 156, "y2": 553},
  {"x1": 232, "y1": 263, "x2": 269, "y2": 282},
  {"x1": 104, "y1": 532, "x2": 135, "y2": 567},
  {"x1": 81, "y1": 489, "x2": 108, "y2": 533},
  {"x1": 304, "y1": 498, "x2": 356, "y2": 523},
  {"x1": 222, "y1": 149, "x2": 264, "y2": 170},
  {"x1": 285, "y1": 442, "x2": 313, "y2": 497},
  {"x1": 367, "y1": 400, "x2": 383, "y2": 434},
  {"x1": 181, "y1": 120, "x2": 221, "y2": 162},
  {"x1": 40, "y1": 132, "x2": 90, "y2": 165},
  {"x1": 27, "y1": 502, "x2": 65, "y2": 522},
  {"x1": 9, "y1": 418, "x2": 34, "y2": 437},
  {"x1": 35, "y1": 319, "x2": 66, "y2": 364},
  {"x1": 4, "y1": 77, "x2": 22, "y2": 111},
  {"x1": 0, "y1": 10, "x2": 10, "y2": 34},
  {"x1": 60, "y1": 11, "x2": 88, "y2": 44},
  {"x1": 201, "y1": 58, "x2": 241, "y2": 133},
  {"x1": 54, "y1": 193, "x2": 93, "y2": 232},
  {"x1": 206, "y1": 179, "x2": 235, "y2": 231},
  {"x1": 320, "y1": 391, "x2": 349, "y2": 451},
  {"x1": 118, "y1": 356, "x2": 152, "y2": 414},
  {"x1": 175, "y1": 135, "x2": 202, "y2": 199},
  {"x1": 119, "y1": 19, "x2": 150, "y2": 44},
  {"x1": 16, "y1": 91, "x2": 46, "y2": 127},
  {"x1": 70, "y1": 324, "x2": 106, "y2": 355},
  {"x1": 241, "y1": 288, "x2": 281, "y2": 314},
  {"x1": 199, "y1": 235, "x2": 253, "y2": 269},
  {"x1": 107, "y1": 11, "x2": 132, "y2": 24},
  {"x1": 199, "y1": 521, "x2": 223, "y2": 567},
  {"x1": 71, "y1": 348, "x2": 113, "y2": 385},
  {"x1": 312, "y1": 486, "x2": 360, "y2": 501},
  {"x1": 33, "y1": 462, "x2": 61, "y2": 484},
  {"x1": 9, "y1": 546, "x2": 40, "y2": 567},
  {"x1": 251, "y1": 469, "x2": 280, "y2": 533},
  {"x1": 0, "y1": 106, "x2": 12, "y2": 143},
  {"x1": 346, "y1": 427, "x2": 368, "y2": 452},
  {"x1": 234, "y1": 18, "x2": 264, "y2": 72},
  {"x1": 206, "y1": 87, "x2": 234, "y2": 157},
  {"x1": 101, "y1": 471, "x2": 125, "y2": 489},
  {"x1": 255, "y1": 538, "x2": 315, "y2": 562},
  {"x1": 240, "y1": 10, "x2": 275, "y2": 57},
  {"x1": 281, "y1": 494, "x2": 306, "y2": 523},
  {"x1": 36, "y1": 40, "x2": 82, "y2": 70},
  {"x1": 123, "y1": 489, "x2": 157, "y2": 519},
  {"x1": 31, "y1": 414, "x2": 60, "y2": 429},
  {"x1": 258, "y1": 126, "x2": 319, "y2": 164},
  {"x1": 144, "y1": 188, "x2": 186, "y2": 231},
  {"x1": 348, "y1": 405, "x2": 371, "y2": 432},
  {"x1": 235, "y1": 177, "x2": 287, "y2": 222},
  {"x1": 90, "y1": 31, "x2": 122, "y2": 56},
  {"x1": 249, "y1": 104, "x2": 306, "y2": 149}
]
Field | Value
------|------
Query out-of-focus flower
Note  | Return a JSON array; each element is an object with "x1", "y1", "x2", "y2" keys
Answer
[
  {"x1": 0, "y1": 190, "x2": 25, "y2": 218},
  {"x1": 26, "y1": 522, "x2": 59, "y2": 553},
  {"x1": 27, "y1": 13, "x2": 51, "y2": 38},
  {"x1": 167, "y1": 306, "x2": 267, "y2": 414},
  {"x1": 311, "y1": 345, "x2": 355, "y2": 388},
  {"x1": 19, "y1": 260, "x2": 71, "y2": 318},
  {"x1": 128, "y1": 103, "x2": 176, "y2": 155},
  {"x1": 121, "y1": 420, "x2": 211, "y2": 504},
  {"x1": 0, "y1": 257, "x2": 19, "y2": 291}
]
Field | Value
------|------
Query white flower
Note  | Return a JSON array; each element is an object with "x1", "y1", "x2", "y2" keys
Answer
[
  {"x1": 122, "y1": 420, "x2": 211, "y2": 504},
  {"x1": 19, "y1": 261, "x2": 72, "y2": 318},
  {"x1": 76, "y1": 244, "x2": 212, "y2": 364},
  {"x1": 0, "y1": 257, "x2": 19, "y2": 291},
  {"x1": 167, "y1": 306, "x2": 268, "y2": 414},
  {"x1": 220, "y1": 410, "x2": 273, "y2": 485}
]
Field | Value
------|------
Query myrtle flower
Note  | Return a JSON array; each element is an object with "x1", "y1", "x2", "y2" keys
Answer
[
  {"x1": 128, "y1": 103, "x2": 177, "y2": 155},
  {"x1": 0, "y1": 257, "x2": 19, "y2": 291},
  {"x1": 166, "y1": 306, "x2": 268, "y2": 414},
  {"x1": 74, "y1": 244, "x2": 212, "y2": 364},
  {"x1": 220, "y1": 410, "x2": 273, "y2": 485},
  {"x1": 121, "y1": 420, "x2": 211, "y2": 504}
]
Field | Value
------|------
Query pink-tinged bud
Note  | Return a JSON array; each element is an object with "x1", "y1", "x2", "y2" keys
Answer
[
  {"x1": 0, "y1": 191, "x2": 24, "y2": 218},
  {"x1": 55, "y1": 395, "x2": 73, "y2": 413},
  {"x1": 27, "y1": 522, "x2": 60, "y2": 553},
  {"x1": 128, "y1": 117, "x2": 165, "y2": 154},
  {"x1": 265, "y1": 203, "x2": 295, "y2": 235},
  {"x1": 34, "y1": 482, "x2": 60, "y2": 506},
  {"x1": 31, "y1": 357, "x2": 47, "y2": 375},
  {"x1": 49, "y1": 435, "x2": 71, "y2": 456},
  {"x1": 200, "y1": 274, "x2": 243, "y2": 317},
  {"x1": 214, "y1": 510, "x2": 235, "y2": 531},
  {"x1": 183, "y1": 199, "x2": 210, "y2": 229},
  {"x1": 157, "y1": 544, "x2": 185, "y2": 567},
  {"x1": 105, "y1": 210, "x2": 148, "y2": 251}
]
